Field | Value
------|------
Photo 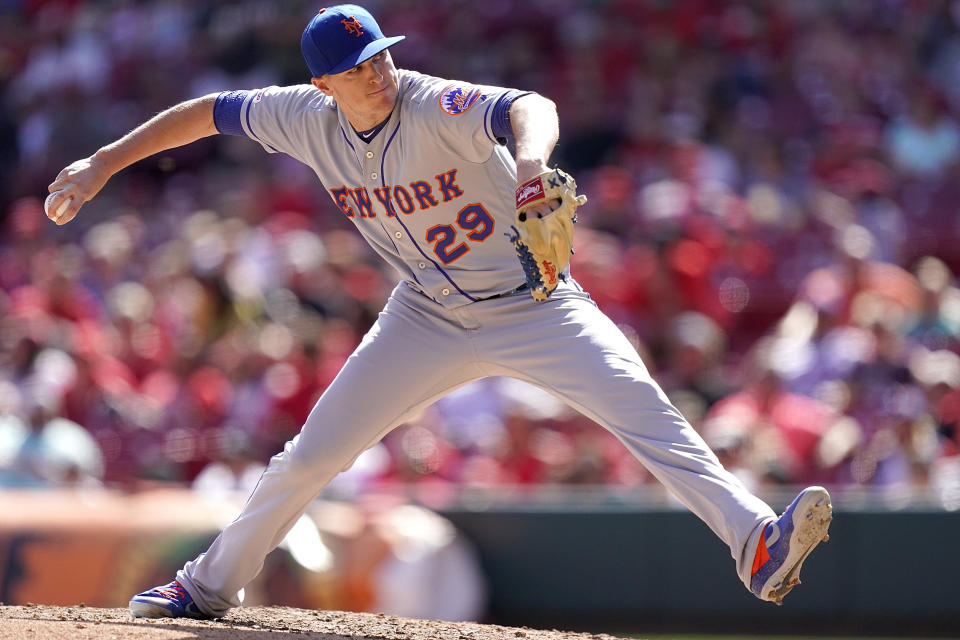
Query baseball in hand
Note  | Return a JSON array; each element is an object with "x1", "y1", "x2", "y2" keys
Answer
[{"x1": 44, "y1": 190, "x2": 72, "y2": 220}]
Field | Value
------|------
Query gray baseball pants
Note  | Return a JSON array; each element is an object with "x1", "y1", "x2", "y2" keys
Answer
[{"x1": 177, "y1": 279, "x2": 774, "y2": 616}]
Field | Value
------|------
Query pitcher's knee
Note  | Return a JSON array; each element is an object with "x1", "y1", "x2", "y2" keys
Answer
[{"x1": 273, "y1": 434, "x2": 354, "y2": 482}]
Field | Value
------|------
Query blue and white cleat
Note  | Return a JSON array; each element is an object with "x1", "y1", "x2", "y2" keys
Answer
[
  {"x1": 128, "y1": 580, "x2": 212, "y2": 619},
  {"x1": 750, "y1": 486, "x2": 833, "y2": 605}
]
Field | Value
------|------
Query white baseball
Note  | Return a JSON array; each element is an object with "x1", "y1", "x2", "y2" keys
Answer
[{"x1": 44, "y1": 190, "x2": 73, "y2": 219}]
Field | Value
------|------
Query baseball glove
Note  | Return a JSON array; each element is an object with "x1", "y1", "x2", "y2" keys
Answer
[{"x1": 507, "y1": 168, "x2": 588, "y2": 301}]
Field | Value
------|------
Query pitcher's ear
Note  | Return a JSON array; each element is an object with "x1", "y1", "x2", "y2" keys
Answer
[{"x1": 311, "y1": 77, "x2": 331, "y2": 95}]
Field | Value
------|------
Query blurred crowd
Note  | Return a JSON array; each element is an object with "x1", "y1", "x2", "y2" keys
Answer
[{"x1": 2, "y1": 0, "x2": 960, "y2": 507}]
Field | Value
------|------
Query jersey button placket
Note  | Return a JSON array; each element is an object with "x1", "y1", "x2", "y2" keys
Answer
[{"x1": 441, "y1": 288, "x2": 450, "y2": 296}]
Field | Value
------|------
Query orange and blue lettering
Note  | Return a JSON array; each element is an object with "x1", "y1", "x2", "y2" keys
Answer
[
  {"x1": 393, "y1": 185, "x2": 415, "y2": 214},
  {"x1": 330, "y1": 187, "x2": 354, "y2": 217},
  {"x1": 410, "y1": 181, "x2": 438, "y2": 210},
  {"x1": 373, "y1": 187, "x2": 396, "y2": 217},
  {"x1": 426, "y1": 224, "x2": 469, "y2": 264},
  {"x1": 349, "y1": 187, "x2": 375, "y2": 218},
  {"x1": 434, "y1": 169, "x2": 464, "y2": 202},
  {"x1": 456, "y1": 203, "x2": 494, "y2": 241}
]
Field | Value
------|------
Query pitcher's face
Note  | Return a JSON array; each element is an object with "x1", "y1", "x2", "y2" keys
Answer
[{"x1": 313, "y1": 50, "x2": 399, "y2": 129}]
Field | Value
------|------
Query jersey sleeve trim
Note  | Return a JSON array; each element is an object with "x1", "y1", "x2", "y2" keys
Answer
[
  {"x1": 241, "y1": 92, "x2": 279, "y2": 153},
  {"x1": 490, "y1": 89, "x2": 532, "y2": 141},
  {"x1": 483, "y1": 100, "x2": 495, "y2": 144},
  {"x1": 213, "y1": 90, "x2": 251, "y2": 137}
]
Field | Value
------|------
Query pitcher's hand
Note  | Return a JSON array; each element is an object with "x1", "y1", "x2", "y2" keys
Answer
[{"x1": 46, "y1": 155, "x2": 113, "y2": 225}]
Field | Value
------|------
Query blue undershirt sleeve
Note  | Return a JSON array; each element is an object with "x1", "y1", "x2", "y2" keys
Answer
[
  {"x1": 213, "y1": 90, "x2": 252, "y2": 137},
  {"x1": 490, "y1": 90, "x2": 533, "y2": 141}
]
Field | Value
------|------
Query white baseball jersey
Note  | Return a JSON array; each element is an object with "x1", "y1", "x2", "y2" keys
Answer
[
  {"x1": 175, "y1": 69, "x2": 778, "y2": 616},
  {"x1": 215, "y1": 70, "x2": 530, "y2": 304}
]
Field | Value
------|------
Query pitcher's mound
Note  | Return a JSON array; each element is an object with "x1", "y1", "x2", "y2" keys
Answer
[{"x1": 0, "y1": 605, "x2": 632, "y2": 640}]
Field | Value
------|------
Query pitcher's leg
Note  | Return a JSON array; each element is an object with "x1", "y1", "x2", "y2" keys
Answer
[
  {"x1": 476, "y1": 288, "x2": 775, "y2": 589},
  {"x1": 175, "y1": 291, "x2": 483, "y2": 616}
]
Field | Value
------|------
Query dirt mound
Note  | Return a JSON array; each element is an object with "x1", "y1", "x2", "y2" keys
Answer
[{"x1": 0, "y1": 605, "x2": 630, "y2": 640}]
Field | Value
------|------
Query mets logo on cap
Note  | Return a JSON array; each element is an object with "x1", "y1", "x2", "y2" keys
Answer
[
  {"x1": 439, "y1": 84, "x2": 482, "y2": 115},
  {"x1": 341, "y1": 15, "x2": 364, "y2": 37}
]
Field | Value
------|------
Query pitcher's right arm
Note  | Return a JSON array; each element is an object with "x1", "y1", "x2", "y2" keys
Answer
[{"x1": 45, "y1": 93, "x2": 220, "y2": 225}]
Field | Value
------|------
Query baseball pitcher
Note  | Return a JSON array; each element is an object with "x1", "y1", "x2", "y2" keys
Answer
[{"x1": 45, "y1": 4, "x2": 832, "y2": 619}]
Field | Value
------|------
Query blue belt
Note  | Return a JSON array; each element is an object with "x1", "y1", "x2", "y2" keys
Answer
[{"x1": 476, "y1": 282, "x2": 528, "y2": 301}]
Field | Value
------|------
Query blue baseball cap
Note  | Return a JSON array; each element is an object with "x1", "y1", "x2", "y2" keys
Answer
[{"x1": 301, "y1": 5, "x2": 405, "y2": 77}]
